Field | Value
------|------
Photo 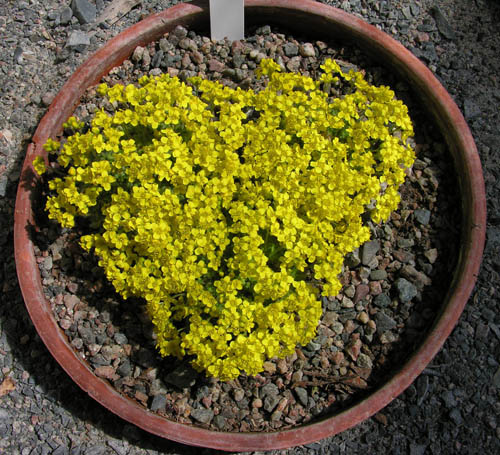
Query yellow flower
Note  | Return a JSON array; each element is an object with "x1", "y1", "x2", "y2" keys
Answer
[
  {"x1": 37, "y1": 56, "x2": 415, "y2": 380},
  {"x1": 43, "y1": 138, "x2": 60, "y2": 153},
  {"x1": 256, "y1": 58, "x2": 282, "y2": 78},
  {"x1": 32, "y1": 156, "x2": 46, "y2": 175}
]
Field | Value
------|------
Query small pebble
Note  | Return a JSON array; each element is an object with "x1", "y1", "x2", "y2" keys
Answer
[
  {"x1": 299, "y1": 43, "x2": 316, "y2": 57},
  {"x1": 357, "y1": 311, "x2": 370, "y2": 324},
  {"x1": 262, "y1": 361, "x2": 277, "y2": 374},
  {"x1": 233, "y1": 389, "x2": 245, "y2": 401},
  {"x1": 190, "y1": 408, "x2": 214, "y2": 424},
  {"x1": 394, "y1": 277, "x2": 418, "y2": 302},
  {"x1": 294, "y1": 387, "x2": 309, "y2": 407}
]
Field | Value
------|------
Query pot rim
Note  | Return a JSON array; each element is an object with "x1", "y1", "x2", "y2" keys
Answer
[{"x1": 14, "y1": 0, "x2": 486, "y2": 451}]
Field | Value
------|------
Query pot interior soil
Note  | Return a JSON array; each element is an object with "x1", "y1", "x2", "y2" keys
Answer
[{"x1": 30, "y1": 24, "x2": 461, "y2": 433}]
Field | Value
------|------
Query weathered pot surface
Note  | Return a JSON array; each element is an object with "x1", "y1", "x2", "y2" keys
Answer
[{"x1": 14, "y1": 0, "x2": 486, "y2": 451}]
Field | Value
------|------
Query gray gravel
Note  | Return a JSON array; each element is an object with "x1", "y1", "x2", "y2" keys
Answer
[{"x1": 1, "y1": 0, "x2": 499, "y2": 454}]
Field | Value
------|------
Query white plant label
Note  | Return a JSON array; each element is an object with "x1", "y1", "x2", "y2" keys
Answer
[{"x1": 209, "y1": 0, "x2": 244, "y2": 41}]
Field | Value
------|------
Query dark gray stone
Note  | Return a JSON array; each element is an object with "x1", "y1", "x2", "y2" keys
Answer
[
  {"x1": 52, "y1": 446, "x2": 69, "y2": 455},
  {"x1": 487, "y1": 356, "x2": 499, "y2": 368},
  {"x1": 59, "y1": 6, "x2": 73, "y2": 25},
  {"x1": 116, "y1": 359, "x2": 132, "y2": 377},
  {"x1": 95, "y1": 332, "x2": 107, "y2": 345},
  {"x1": 375, "y1": 311, "x2": 397, "y2": 333},
  {"x1": 256, "y1": 25, "x2": 271, "y2": 35},
  {"x1": 84, "y1": 446, "x2": 106, "y2": 455},
  {"x1": 113, "y1": 333, "x2": 128, "y2": 345},
  {"x1": 71, "y1": 0, "x2": 97, "y2": 25},
  {"x1": 13, "y1": 46, "x2": 23, "y2": 64},
  {"x1": 222, "y1": 68, "x2": 236, "y2": 79},
  {"x1": 397, "y1": 237, "x2": 415, "y2": 249},
  {"x1": 417, "y1": 23, "x2": 436, "y2": 33},
  {"x1": 305, "y1": 340, "x2": 322, "y2": 352},
  {"x1": 89, "y1": 354, "x2": 110, "y2": 367},
  {"x1": 482, "y1": 307, "x2": 495, "y2": 322},
  {"x1": 196, "y1": 385, "x2": 211, "y2": 400},
  {"x1": 190, "y1": 408, "x2": 214, "y2": 424},
  {"x1": 283, "y1": 42, "x2": 299, "y2": 57},
  {"x1": 361, "y1": 240, "x2": 380, "y2": 266},
  {"x1": 261, "y1": 382, "x2": 279, "y2": 398},
  {"x1": 414, "y1": 208, "x2": 431, "y2": 225},
  {"x1": 66, "y1": 30, "x2": 90, "y2": 52},
  {"x1": 0, "y1": 424, "x2": 9, "y2": 437},
  {"x1": 441, "y1": 390, "x2": 457, "y2": 408},
  {"x1": 402, "y1": 6, "x2": 413, "y2": 20},
  {"x1": 338, "y1": 310, "x2": 356, "y2": 323},
  {"x1": 106, "y1": 441, "x2": 127, "y2": 455},
  {"x1": 0, "y1": 408, "x2": 10, "y2": 421},
  {"x1": 172, "y1": 25, "x2": 188, "y2": 40},
  {"x1": 449, "y1": 408, "x2": 463, "y2": 425},
  {"x1": 421, "y1": 42, "x2": 438, "y2": 62},
  {"x1": 394, "y1": 277, "x2": 418, "y2": 303},
  {"x1": 370, "y1": 269, "x2": 388, "y2": 281},
  {"x1": 150, "y1": 394, "x2": 167, "y2": 411},
  {"x1": 409, "y1": 443, "x2": 427, "y2": 455},
  {"x1": 234, "y1": 68, "x2": 245, "y2": 82},
  {"x1": 430, "y1": 6, "x2": 457, "y2": 40},
  {"x1": 47, "y1": 10, "x2": 60, "y2": 21},
  {"x1": 294, "y1": 387, "x2": 309, "y2": 407},
  {"x1": 77, "y1": 325, "x2": 96, "y2": 345},
  {"x1": 486, "y1": 226, "x2": 500, "y2": 249},
  {"x1": 345, "y1": 249, "x2": 361, "y2": 268},
  {"x1": 374, "y1": 293, "x2": 392, "y2": 308},
  {"x1": 464, "y1": 98, "x2": 482, "y2": 121},
  {"x1": 232, "y1": 54, "x2": 245, "y2": 68},
  {"x1": 305, "y1": 442, "x2": 322, "y2": 450},
  {"x1": 165, "y1": 54, "x2": 181, "y2": 67},
  {"x1": 263, "y1": 394, "x2": 280, "y2": 412},
  {"x1": 493, "y1": 367, "x2": 500, "y2": 388},
  {"x1": 213, "y1": 414, "x2": 226, "y2": 429},
  {"x1": 416, "y1": 375, "x2": 429, "y2": 405},
  {"x1": 490, "y1": 323, "x2": 500, "y2": 341},
  {"x1": 151, "y1": 49, "x2": 164, "y2": 68},
  {"x1": 0, "y1": 176, "x2": 8, "y2": 197}
]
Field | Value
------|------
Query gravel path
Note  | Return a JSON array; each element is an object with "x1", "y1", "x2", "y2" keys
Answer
[{"x1": 1, "y1": 1, "x2": 499, "y2": 454}]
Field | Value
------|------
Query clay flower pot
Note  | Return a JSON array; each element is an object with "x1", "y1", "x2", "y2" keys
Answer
[{"x1": 14, "y1": 0, "x2": 486, "y2": 451}]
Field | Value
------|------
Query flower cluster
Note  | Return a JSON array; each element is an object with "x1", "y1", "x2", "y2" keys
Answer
[{"x1": 35, "y1": 58, "x2": 414, "y2": 380}]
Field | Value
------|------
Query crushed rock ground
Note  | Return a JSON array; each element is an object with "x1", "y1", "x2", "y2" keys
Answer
[{"x1": 0, "y1": 1, "x2": 499, "y2": 454}]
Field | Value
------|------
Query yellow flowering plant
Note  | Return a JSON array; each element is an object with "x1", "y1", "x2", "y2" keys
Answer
[{"x1": 34, "y1": 58, "x2": 415, "y2": 380}]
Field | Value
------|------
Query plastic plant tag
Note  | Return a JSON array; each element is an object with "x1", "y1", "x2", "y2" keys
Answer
[{"x1": 209, "y1": 0, "x2": 244, "y2": 41}]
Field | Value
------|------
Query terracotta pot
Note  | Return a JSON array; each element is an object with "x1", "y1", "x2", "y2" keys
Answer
[{"x1": 14, "y1": 0, "x2": 486, "y2": 451}]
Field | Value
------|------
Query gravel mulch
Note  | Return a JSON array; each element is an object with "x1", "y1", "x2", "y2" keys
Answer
[{"x1": 1, "y1": 1, "x2": 499, "y2": 454}]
